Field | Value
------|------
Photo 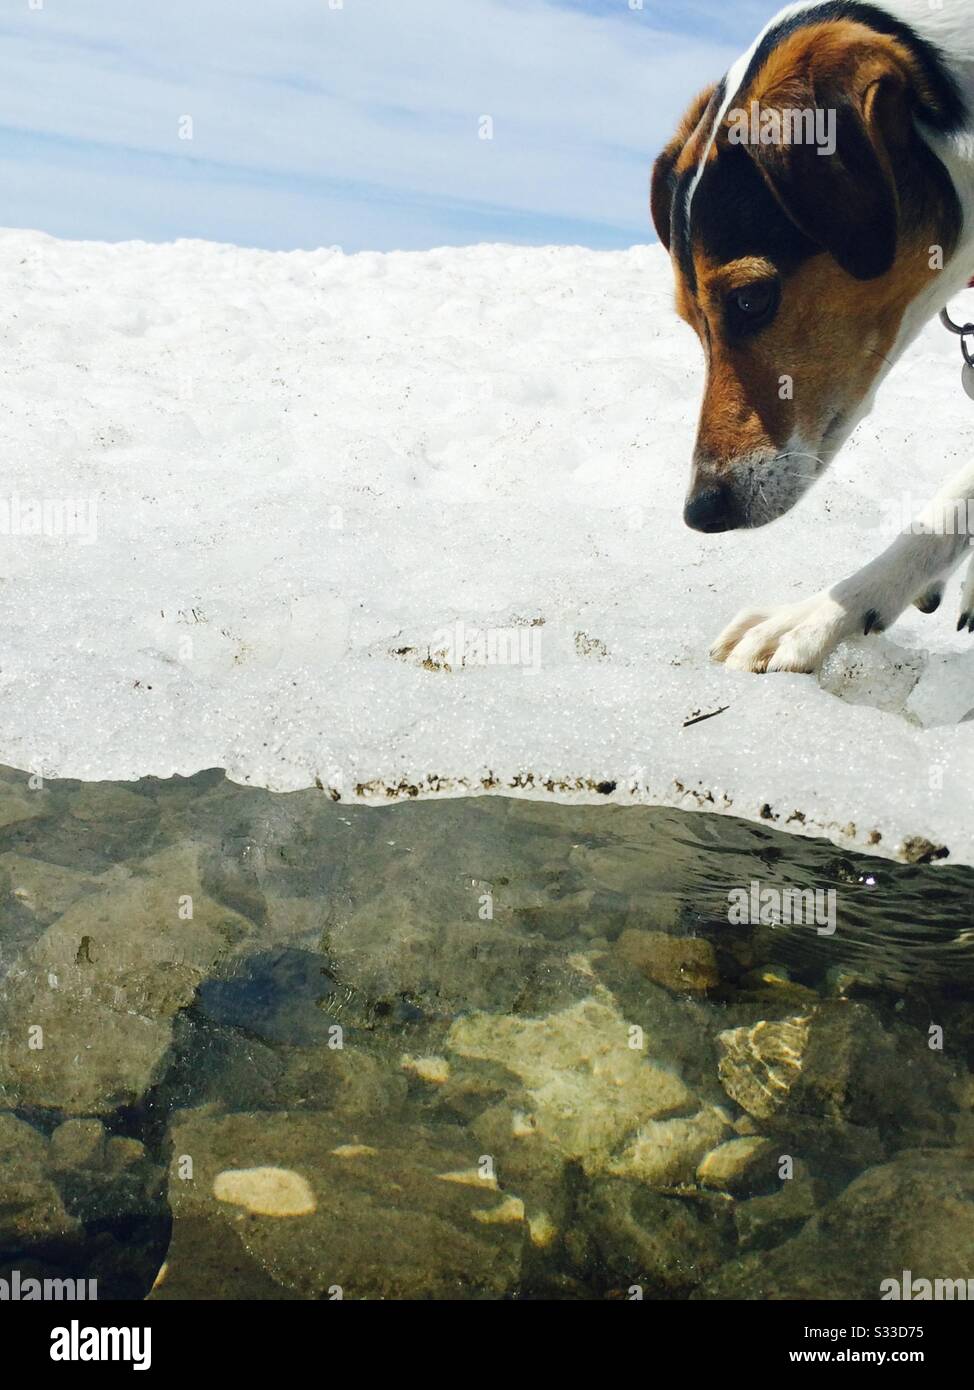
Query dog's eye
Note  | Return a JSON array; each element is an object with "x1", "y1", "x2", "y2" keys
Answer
[
  {"x1": 726, "y1": 280, "x2": 779, "y2": 335},
  {"x1": 733, "y1": 284, "x2": 772, "y2": 316}
]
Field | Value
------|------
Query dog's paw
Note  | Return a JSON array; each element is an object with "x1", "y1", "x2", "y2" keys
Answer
[
  {"x1": 958, "y1": 557, "x2": 974, "y2": 633},
  {"x1": 711, "y1": 594, "x2": 851, "y2": 674}
]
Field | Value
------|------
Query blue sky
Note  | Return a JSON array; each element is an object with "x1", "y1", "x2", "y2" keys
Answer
[{"x1": 0, "y1": 0, "x2": 773, "y2": 251}]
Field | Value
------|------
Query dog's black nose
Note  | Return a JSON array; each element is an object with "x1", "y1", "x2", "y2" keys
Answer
[{"x1": 684, "y1": 484, "x2": 739, "y2": 533}]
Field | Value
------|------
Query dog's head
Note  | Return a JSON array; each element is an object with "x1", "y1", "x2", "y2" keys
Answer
[{"x1": 652, "y1": 14, "x2": 964, "y2": 532}]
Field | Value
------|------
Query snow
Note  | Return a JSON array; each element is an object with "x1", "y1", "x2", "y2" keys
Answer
[{"x1": 1, "y1": 227, "x2": 973, "y2": 864}]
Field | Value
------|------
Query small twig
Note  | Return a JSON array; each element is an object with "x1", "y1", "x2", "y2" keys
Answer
[{"x1": 683, "y1": 704, "x2": 729, "y2": 728}]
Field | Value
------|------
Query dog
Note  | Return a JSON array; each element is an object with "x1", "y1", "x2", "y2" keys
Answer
[{"x1": 651, "y1": 0, "x2": 974, "y2": 672}]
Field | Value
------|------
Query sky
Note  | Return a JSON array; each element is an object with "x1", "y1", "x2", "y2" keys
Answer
[{"x1": 0, "y1": 0, "x2": 775, "y2": 252}]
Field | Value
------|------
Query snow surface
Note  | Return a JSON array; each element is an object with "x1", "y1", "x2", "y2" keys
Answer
[{"x1": 1, "y1": 228, "x2": 973, "y2": 864}]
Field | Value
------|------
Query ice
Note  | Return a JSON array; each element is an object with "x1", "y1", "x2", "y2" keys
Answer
[{"x1": 0, "y1": 227, "x2": 973, "y2": 864}]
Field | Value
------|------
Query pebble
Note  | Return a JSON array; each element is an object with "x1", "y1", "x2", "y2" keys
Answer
[
  {"x1": 401, "y1": 1054, "x2": 451, "y2": 1084},
  {"x1": 213, "y1": 1166, "x2": 316, "y2": 1217},
  {"x1": 615, "y1": 929, "x2": 718, "y2": 994}
]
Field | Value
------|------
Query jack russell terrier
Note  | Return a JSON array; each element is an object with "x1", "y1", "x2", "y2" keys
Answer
[{"x1": 651, "y1": 0, "x2": 974, "y2": 672}]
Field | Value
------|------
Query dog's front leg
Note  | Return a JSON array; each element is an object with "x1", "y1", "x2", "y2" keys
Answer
[{"x1": 711, "y1": 464, "x2": 974, "y2": 674}]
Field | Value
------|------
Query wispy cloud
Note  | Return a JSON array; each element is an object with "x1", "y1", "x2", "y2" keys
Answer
[{"x1": 0, "y1": 0, "x2": 764, "y2": 250}]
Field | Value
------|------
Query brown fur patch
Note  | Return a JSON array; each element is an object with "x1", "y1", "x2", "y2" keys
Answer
[
  {"x1": 748, "y1": 20, "x2": 948, "y2": 127},
  {"x1": 693, "y1": 247, "x2": 931, "y2": 468}
]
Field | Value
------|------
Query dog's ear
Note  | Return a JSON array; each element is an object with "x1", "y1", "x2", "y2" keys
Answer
[
  {"x1": 651, "y1": 85, "x2": 718, "y2": 251},
  {"x1": 735, "y1": 34, "x2": 934, "y2": 281}
]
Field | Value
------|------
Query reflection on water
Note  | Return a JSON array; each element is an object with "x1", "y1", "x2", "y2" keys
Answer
[{"x1": 0, "y1": 764, "x2": 972, "y2": 1300}]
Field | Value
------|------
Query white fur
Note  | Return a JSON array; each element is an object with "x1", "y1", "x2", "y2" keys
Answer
[{"x1": 708, "y1": 0, "x2": 974, "y2": 673}]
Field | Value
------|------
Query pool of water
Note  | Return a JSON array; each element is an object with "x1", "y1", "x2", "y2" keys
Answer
[{"x1": 1, "y1": 764, "x2": 972, "y2": 1300}]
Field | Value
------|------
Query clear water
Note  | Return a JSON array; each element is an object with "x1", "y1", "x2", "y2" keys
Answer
[{"x1": 1, "y1": 764, "x2": 972, "y2": 1301}]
